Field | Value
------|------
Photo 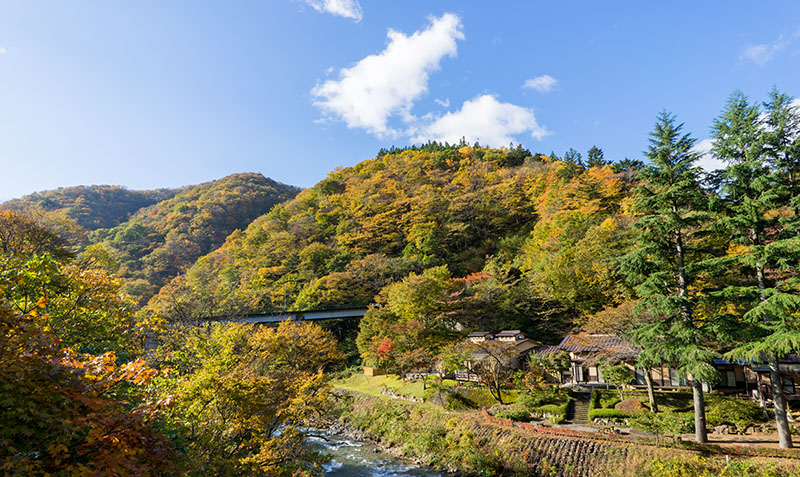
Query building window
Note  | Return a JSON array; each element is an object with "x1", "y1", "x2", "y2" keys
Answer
[
  {"x1": 589, "y1": 366, "x2": 599, "y2": 382},
  {"x1": 722, "y1": 370, "x2": 736, "y2": 388},
  {"x1": 782, "y1": 376, "x2": 795, "y2": 395},
  {"x1": 635, "y1": 368, "x2": 646, "y2": 386},
  {"x1": 669, "y1": 368, "x2": 687, "y2": 387}
]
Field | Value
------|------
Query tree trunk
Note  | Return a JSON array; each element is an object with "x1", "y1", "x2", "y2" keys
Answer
[
  {"x1": 493, "y1": 379, "x2": 504, "y2": 405},
  {"x1": 645, "y1": 369, "x2": 658, "y2": 413},
  {"x1": 691, "y1": 378, "x2": 708, "y2": 443},
  {"x1": 676, "y1": 226, "x2": 707, "y2": 444},
  {"x1": 769, "y1": 356, "x2": 793, "y2": 448},
  {"x1": 756, "y1": 259, "x2": 793, "y2": 449}
]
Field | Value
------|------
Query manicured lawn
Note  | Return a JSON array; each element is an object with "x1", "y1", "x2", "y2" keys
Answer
[
  {"x1": 334, "y1": 373, "x2": 441, "y2": 399},
  {"x1": 333, "y1": 373, "x2": 518, "y2": 406}
]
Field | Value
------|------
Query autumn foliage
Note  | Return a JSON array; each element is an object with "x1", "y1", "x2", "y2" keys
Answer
[{"x1": 0, "y1": 306, "x2": 180, "y2": 475}]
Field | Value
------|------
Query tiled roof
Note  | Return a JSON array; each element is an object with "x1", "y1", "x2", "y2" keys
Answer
[
  {"x1": 531, "y1": 345, "x2": 562, "y2": 356},
  {"x1": 515, "y1": 339, "x2": 540, "y2": 354},
  {"x1": 467, "y1": 331, "x2": 493, "y2": 337},
  {"x1": 557, "y1": 333, "x2": 640, "y2": 359},
  {"x1": 496, "y1": 329, "x2": 522, "y2": 337}
]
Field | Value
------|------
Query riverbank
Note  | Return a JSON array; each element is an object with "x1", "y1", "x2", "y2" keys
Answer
[
  {"x1": 306, "y1": 423, "x2": 444, "y2": 476},
  {"x1": 328, "y1": 389, "x2": 800, "y2": 476}
]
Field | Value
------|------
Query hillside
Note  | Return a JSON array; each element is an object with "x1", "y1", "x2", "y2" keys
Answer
[
  {"x1": 89, "y1": 173, "x2": 300, "y2": 304},
  {"x1": 2, "y1": 185, "x2": 177, "y2": 231},
  {"x1": 147, "y1": 145, "x2": 639, "y2": 338}
]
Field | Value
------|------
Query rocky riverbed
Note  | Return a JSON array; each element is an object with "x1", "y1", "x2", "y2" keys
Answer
[{"x1": 306, "y1": 422, "x2": 443, "y2": 476}]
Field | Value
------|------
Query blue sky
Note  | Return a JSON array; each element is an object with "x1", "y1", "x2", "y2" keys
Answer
[{"x1": 1, "y1": 1, "x2": 799, "y2": 200}]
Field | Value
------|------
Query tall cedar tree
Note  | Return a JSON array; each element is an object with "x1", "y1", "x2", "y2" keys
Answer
[
  {"x1": 712, "y1": 90, "x2": 800, "y2": 449},
  {"x1": 622, "y1": 111, "x2": 715, "y2": 443},
  {"x1": 764, "y1": 88, "x2": 800, "y2": 233}
]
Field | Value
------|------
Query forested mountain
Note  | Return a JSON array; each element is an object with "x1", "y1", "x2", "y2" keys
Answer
[
  {"x1": 1, "y1": 185, "x2": 177, "y2": 230},
  {"x1": 147, "y1": 145, "x2": 639, "y2": 341},
  {"x1": 88, "y1": 173, "x2": 300, "y2": 304}
]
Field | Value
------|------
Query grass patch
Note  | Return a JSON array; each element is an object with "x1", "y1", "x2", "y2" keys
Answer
[
  {"x1": 333, "y1": 373, "x2": 437, "y2": 399},
  {"x1": 334, "y1": 373, "x2": 518, "y2": 407}
]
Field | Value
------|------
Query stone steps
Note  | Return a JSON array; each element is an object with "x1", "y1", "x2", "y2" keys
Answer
[{"x1": 569, "y1": 391, "x2": 592, "y2": 423}]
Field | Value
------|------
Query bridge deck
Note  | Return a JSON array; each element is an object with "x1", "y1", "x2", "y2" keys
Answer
[{"x1": 230, "y1": 307, "x2": 368, "y2": 324}]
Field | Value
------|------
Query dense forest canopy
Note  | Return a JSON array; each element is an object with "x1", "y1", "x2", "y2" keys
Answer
[
  {"x1": 1, "y1": 174, "x2": 301, "y2": 306},
  {"x1": 2, "y1": 184, "x2": 177, "y2": 230},
  {"x1": 146, "y1": 145, "x2": 639, "y2": 347},
  {"x1": 86, "y1": 173, "x2": 301, "y2": 304}
]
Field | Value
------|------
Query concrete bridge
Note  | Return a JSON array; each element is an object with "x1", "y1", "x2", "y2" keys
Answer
[{"x1": 223, "y1": 307, "x2": 369, "y2": 324}]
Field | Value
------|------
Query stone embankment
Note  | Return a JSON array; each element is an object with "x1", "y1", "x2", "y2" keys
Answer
[{"x1": 331, "y1": 389, "x2": 800, "y2": 477}]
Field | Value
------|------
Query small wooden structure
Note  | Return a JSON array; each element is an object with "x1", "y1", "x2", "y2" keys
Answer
[{"x1": 363, "y1": 366, "x2": 385, "y2": 377}]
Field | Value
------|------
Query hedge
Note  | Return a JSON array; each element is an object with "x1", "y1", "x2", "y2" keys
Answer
[{"x1": 588, "y1": 408, "x2": 632, "y2": 420}]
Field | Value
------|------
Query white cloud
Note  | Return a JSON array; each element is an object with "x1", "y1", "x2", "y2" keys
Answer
[
  {"x1": 740, "y1": 29, "x2": 800, "y2": 66},
  {"x1": 0, "y1": 48, "x2": 6, "y2": 55},
  {"x1": 312, "y1": 13, "x2": 464, "y2": 138},
  {"x1": 434, "y1": 98, "x2": 449, "y2": 108},
  {"x1": 412, "y1": 94, "x2": 549, "y2": 146},
  {"x1": 300, "y1": 0, "x2": 362, "y2": 22},
  {"x1": 523, "y1": 74, "x2": 558, "y2": 93},
  {"x1": 692, "y1": 138, "x2": 726, "y2": 172}
]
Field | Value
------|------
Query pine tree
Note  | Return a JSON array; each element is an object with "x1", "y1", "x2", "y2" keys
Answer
[
  {"x1": 713, "y1": 90, "x2": 800, "y2": 449},
  {"x1": 621, "y1": 111, "x2": 715, "y2": 443},
  {"x1": 763, "y1": 87, "x2": 800, "y2": 234},
  {"x1": 586, "y1": 145, "x2": 608, "y2": 168}
]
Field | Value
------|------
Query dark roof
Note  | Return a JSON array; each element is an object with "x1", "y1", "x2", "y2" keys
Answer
[
  {"x1": 496, "y1": 330, "x2": 523, "y2": 337},
  {"x1": 714, "y1": 354, "x2": 800, "y2": 366},
  {"x1": 467, "y1": 331, "x2": 493, "y2": 337},
  {"x1": 557, "y1": 333, "x2": 640, "y2": 359},
  {"x1": 531, "y1": 345, "x2": 562, "y2": 356}
]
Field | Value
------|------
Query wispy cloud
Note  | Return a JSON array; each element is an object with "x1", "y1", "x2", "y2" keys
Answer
[
  {"x1": 523, "y1": 74, "x2": 558, "y2": 93},
  {"x1": 413, "y1": 94, "x2": 549, "y2": 146},
  {"x1": 312, "y1": 13, "x2": 464, "y2": 138},
  {"x1": 299, "y1": 0, "x2": 362, "y2": 22},
  {"x1": 0, "y1": 48, "x2": 6, "y2": 55},
  {"x1": 740, "y1": 28, "x2": 800, "y2": 66},
  {"x1": 434, "y1": 98, "x2": 449, "y2": 108}
]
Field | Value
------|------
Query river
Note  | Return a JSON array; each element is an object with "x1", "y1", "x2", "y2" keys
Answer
[{"x1": 306, "y1": 432, "x2": 442, "y2": 476}]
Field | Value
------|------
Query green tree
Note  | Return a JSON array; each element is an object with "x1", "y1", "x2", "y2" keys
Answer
[
  {"x1": 0, "y1": 254, "x2": 141, "y2": 355},
  {"x1": 712, "y1": 90, "x2": 800, "y2": 449},
  {"x1": 599, "y1": 363, "x2": 632, "y2": 401},
  {"x1": 763, "y1": 88, "x2": 800, "y2": 233},
  {"x1": 153, "y1": 320, "x2": 343, "y2": 475},
  {"x1": 621, "y1": 111, "x2": 715, "y2": 443},
  {"x1": 586, "y1": 145, "x2": 608, "y2": 168}
]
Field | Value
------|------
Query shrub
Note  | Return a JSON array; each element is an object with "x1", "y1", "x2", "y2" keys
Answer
[
  {"x1": 706, "y1": 397, "x2": 764, "y2": 432},
  {"x1": 631, "y1": 412, "x2": 694, "y2": 435},
  {"x1": 518, "y1": 386, "x2": 569, "y2": 409},
  {"x1": 615, "y1": 398, "x2": 647, "y2": 415},
  {"x1": 496, "y1": 408, "x2": 531, "y2": 422},
  {"x1": 589, "y1": 408, "x2": 632, "y2": 420},
  {"x1": 537, "y1": 402, "x2": 570, "y2": 417},
  {"x1": 644, "y1": 456, "x2": 798, "y2": 477},
  {"x1": 590, "y1": 389, "x2": 622, "y2": 410}
]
